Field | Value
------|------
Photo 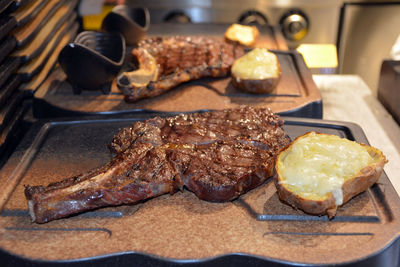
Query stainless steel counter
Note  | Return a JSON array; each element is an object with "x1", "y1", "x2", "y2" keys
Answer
[{"x1": 313, "y1": 74, "x2": 400, "y2": 196}]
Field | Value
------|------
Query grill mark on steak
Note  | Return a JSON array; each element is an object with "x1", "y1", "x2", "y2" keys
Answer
[
  {"x1": 25, "y1": 107, "x2": 290, "y2": 223},
  {"x1": 118, "y1": 36, "x2": 245, "y2": 103}
]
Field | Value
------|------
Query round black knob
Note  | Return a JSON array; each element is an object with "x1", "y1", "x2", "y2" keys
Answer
[
  {"x1": 238, "y1": 10, "x2": 268, "y2": 25},
  {"x1": 280, "y1": 10, "x2": 309, "y2": 41},
  {"x1": 163, "y1": 10, "x2": 191, "y2": 23}
]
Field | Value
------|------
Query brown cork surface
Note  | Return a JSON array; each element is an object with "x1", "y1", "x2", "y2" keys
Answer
[
  {"x1": 0, "y1": 117, "x2": 399, "y2": 265},
  {"x1": 33, "y1": 23, "x2": 321, "y2": 117}
]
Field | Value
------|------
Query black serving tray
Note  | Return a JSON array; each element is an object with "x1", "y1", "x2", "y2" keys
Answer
[
  {"x1": 4, "y1": 0, "x2": 32, "y2": 13},
  {"x1": 0, "y1": 57, "x2": 20, "y2": 89},
  {"x1": 0, "y1": 115, "x2": 399, "y2": 267},
  {"x1": 15, "y1": 10, "x2": 77, "y2": 82},
  {"x1": 0, "y1": 101, "x2": 27, "y2": 161},
  {"x1": 11, "y1": 0, "x2": 65, "y2": 48},
  {"x1": 0, "y1": 90, "x2": 23, "y2": 132},
  {"x1": 0, "y1": 36, "x2": 17, "y2": 64},
  {"x1": 33, "y1": 49, "x2": 322, "y2": 119},
  {"x1": 0, "y1": 0, "x2": 13, "y2": 14},
  {"x1": 0, "y1": 0, "x2": 47, "y2": 41},
  {"x1": 0, "y1": 74, "x2": 20, "y2": 107},
  {"x1": 0, "y1": 15, "x2": 17, "y2": 41},
  {"x1": 10, "y1": 8, "x2": 77, "y2": 64}
]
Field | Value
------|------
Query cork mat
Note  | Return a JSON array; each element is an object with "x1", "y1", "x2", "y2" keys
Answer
[
  {"x1": 0, "y1": 116, "x2": 399, "y2": 265},
  {"x1": 33, "y1": 23, "x2": 322, "y2": 119}
]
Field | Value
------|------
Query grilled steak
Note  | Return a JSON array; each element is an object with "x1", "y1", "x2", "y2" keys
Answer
[
  {"x1": 117, "y1": 36, "x2": 245, "y2": 102},
  {"x1": 25, "y1": 107, "x2": 290, "y2": 223}
]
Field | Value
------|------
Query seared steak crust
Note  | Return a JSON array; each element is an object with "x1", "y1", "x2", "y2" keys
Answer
[
  {"x1": 25, "y1": 107, "x2": 290, "y2": 223},
  {"x1": 117, "y1": 36, "x2": 245, "y2": 102}
]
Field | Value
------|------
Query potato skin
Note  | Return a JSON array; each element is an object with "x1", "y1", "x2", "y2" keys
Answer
[
  {"x1": 274, "y1": 133, "x2": 387, "y2": 218},
  {"x1": 231, "y1": 73, "x2": 281, "y2": 94}
]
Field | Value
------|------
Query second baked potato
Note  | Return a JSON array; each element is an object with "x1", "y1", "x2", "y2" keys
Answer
[{"x1": 231, "y1": 48, "x2": 281, "y2": 94}]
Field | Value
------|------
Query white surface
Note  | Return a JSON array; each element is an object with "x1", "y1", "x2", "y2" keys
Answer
[
  {"x1": 313, "y1": 74, "x2": 400, "y2": 196},
  {"x1": 78, "y1": 0, "x2": 103, "y2": 15},
  {"x1": 391, "y1": 35, "x2": 400, "y2": 60}
]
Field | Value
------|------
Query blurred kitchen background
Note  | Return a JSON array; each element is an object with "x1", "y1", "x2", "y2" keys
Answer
[{"x1": 80, "y1": 0, "x2": 400, "y2": 98}]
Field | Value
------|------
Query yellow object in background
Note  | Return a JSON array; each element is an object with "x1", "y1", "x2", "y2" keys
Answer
[
  {"x1": 82, "y1": 4, "x2": 115, "y2": 30},
  {"x1": 297, "y1": 44, "x2": 338, "y2": 69}
]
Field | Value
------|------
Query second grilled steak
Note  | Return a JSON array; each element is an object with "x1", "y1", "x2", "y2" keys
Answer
[
  {"x1": 25, "y1": 107, "x2": 290, "y2": 223},
  {"x1": 117, "y1": 36, "x2": 245, "y2": 102}
]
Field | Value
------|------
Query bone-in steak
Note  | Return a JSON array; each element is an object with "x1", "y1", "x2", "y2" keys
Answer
[
  {"x1": 117, "y1": 36, "x2": 245, "y2": 102},
  {"x1": 25, "y1": 107, "x2": 290, "y2": 223}
]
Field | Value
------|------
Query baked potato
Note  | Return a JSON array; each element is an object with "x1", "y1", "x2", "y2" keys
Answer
[
  {"x1": 274, "y1": 131, "x2": 388, "y2": 218},
  {"x1": 224, "y1": 23, "x2": 259, "y2": 46},
  {"x1": 231, "y1": 48, "x2": 281, "y2": 94}
]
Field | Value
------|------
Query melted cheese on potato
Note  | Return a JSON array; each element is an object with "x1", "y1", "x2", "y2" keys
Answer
[
  {"x1": 231, "y1": 48, "x2": 280, "y2": 80},
  {"x1": 278, "y1": 132, "x2": 373, "y2": 205}
]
